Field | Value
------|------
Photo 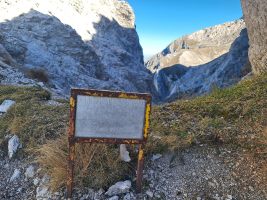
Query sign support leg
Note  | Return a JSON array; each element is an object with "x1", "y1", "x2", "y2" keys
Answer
[
  {"x1": 67, "y1": 141, "x2": 75, "y2": 199},
  {"x1": 136, "y1": 144, "x2": 144, "y2": 193}
]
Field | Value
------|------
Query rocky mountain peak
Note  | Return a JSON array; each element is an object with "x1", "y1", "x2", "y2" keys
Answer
[
  {"x1": 146, "y1": 19, "x2": 245, "y2": 73},
  {"x1": 0, "y1": 0, "x2": 154, "y2": 96},
  {"x1": 146, "y1": 20, "x2": 249, "y2": 102}
]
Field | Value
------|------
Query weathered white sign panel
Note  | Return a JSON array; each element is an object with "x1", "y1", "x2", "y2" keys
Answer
[{"x1": 75, "y1": 95, "x2": 146, "y2": 139}]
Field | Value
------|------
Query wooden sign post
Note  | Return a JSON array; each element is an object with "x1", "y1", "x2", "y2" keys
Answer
[{"x1": 67, "y1": 89, "x2": 151, "y2": 199}]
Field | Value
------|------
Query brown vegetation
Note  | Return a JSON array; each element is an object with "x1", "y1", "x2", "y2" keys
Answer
[
  {"x1": 37, "y1": 134, "x2": 130, "y2": 191},
  {"x1": 26, "y1": 68, "x2": 49, "y2": 83}
]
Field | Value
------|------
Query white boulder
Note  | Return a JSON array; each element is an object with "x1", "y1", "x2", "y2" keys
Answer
[
  {"x1": 105, "y1": 180, "x2": 131, "y2": 196},
  {"x1": 108, "y1": 196, "x2": 119, "y2": 200},
  {"x1": 151, "y1": 154, "x2": 162, "y2": 161},
  {"x1": 0, "y1": 100, "x2": 15, "y2": 113},
  {"x1": 33, "y1": 177, "x2": 40, "y2": 186},
  {"x1": 119, "y1": 144, "x2": 131, "y2": 162},
  {"x1": 10, "y1": 169, "x2": 21, "y2": 182},
  {"x1": 25, "y1": 165, "x2": 35, "y2": 178},
  {"x1": 146, "y1": 190, "x2": 154, "y2": 198},
  {"x1": 36, "y1": 186, "x2": 51, "y2": 200},
  {"x1": 8, "y1": 135, "x2": 21, "y2": 158}
]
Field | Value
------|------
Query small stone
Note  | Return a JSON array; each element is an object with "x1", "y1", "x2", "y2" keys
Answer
[
  {"x1": 37, "y1": 82, "x2": 45, "y2": 87},
  {"x1": 97, "y1": 188, "x2": 105, "y2": 195},
  {"x1": 8, "y1": 135, "x2": 21, "y2": 158},
  {"x1": 226, "y1": 194, "x2": 233, "y2": 200},
  {"x1": 108, "y1": 196, "x2": 119, "y2": 200},
  {"x1": 36, "y1": 186, "x2": 51, "y2": 200},
  {"x1": 123, "y1": 192, "x2": 135, "y2": 200},
  {"x1": 197, "y1": 197, "x2": 201, "y2": 200},
  {"x1": 25, "y1": 165, "x2": 35, "y2": 178},
  {"x1": 40, "y1": 174, "x2": 50, "y2": 185},
  {"x1": 80, "y1": 194, "x2": 87, "y2": 200},
  {"x1": 105, "y1": 180, "x2": 131, "y2": 196},
  {"x1": 10, "y1": 169, "x2": 21, "y2": 182},
  {"x1": 146, "y1": 190, "x2": 153, "y2": 198},
  {"x1": 94, "y1": 188, "x2": 104, "y2": 199},
  {"x1": 33, "y1": 177, "x2": 40, "y2": 186},
  {"x1": 17, "y1": 187, "x2": 23, "y2": 193},
  {"x1": 249, "y1": 186, "x2": 254, "y2": 191},
  {"x1": 213, "y1": 194, "x2": 220, "y2": 200},
  {"x1": 151, "y1": 154, "x2": 162, "y2": 161},
  {"x1": 208, "y1": 181, "x2": 215, "y2": 188}
]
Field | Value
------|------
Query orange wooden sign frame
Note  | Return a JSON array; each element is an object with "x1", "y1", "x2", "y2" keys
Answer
[{"x1": 67, "y1": 88, "x2": 151, "y2": 199}]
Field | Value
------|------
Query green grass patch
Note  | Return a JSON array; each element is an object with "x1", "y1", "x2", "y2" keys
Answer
[
  {"x1": 0, "y1": 85, "x2": 68, "y2": 149},
  {"x1": 149, "y1": 73, "x2": 267, "y2": 154},
  {"x1": 0, "y1": 85, "x2": 131, "y2": 190}
]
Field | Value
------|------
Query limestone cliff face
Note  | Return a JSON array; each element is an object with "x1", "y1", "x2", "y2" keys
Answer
[
  {"x1": 146, "y1": 20, "x2": 250, "y2": 102},
  {"x1": 241, "y1": 0, "x2": 267, "y2": 74},
  {"x1": 146, "y1": 20, "x2": 245, "y2": 73},
  {"x1": 0, "y1": 0, "x2": 154, "y2": 95}
]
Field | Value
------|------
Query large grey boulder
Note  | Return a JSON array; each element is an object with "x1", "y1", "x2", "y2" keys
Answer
[
  {"x1": 0, "y1": 0, "x2": 155, "y2": 96},
  {"x1": 241, "y1": 0, "x2": 267, "y2": 74}
]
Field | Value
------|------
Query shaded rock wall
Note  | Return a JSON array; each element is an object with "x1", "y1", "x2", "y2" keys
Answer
[{"x1": 241, "y1": 0, "x2": 267, "y2": 74}]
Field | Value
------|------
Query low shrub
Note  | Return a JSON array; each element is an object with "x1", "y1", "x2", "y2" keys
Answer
[{"x1": 26, "y1": 68, "x2": 49, "y2": 83}]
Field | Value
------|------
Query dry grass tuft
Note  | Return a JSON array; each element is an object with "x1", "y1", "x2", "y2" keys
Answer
[{"x1": 37, "y1": 133, "x2": 130, "y2": 191}]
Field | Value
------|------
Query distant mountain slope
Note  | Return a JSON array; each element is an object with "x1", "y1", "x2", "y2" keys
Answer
[
  {"x1": 146, "y1": 20, "x2": 245, "y2": 72},
  {"x1": 146, "y1": 20, "x2": 250, "y2": 102},
  {"x1": 0, "y1": 0, "x2": 155, "y2": 96}
]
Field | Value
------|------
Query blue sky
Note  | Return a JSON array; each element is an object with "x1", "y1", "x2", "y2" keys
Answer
[{"x1": 127, "y1": 0, "x2": 243, "y2": 59}]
